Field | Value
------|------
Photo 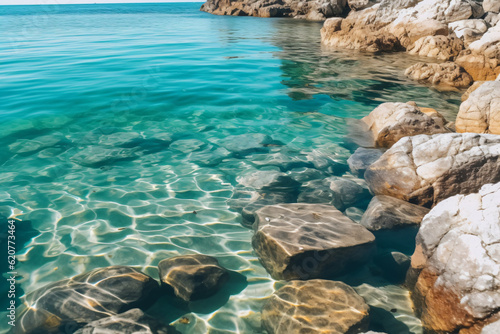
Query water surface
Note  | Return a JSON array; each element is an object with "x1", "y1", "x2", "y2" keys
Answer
[{"x1": 0, "y1": 3, "x2": 462, "y2": 333}]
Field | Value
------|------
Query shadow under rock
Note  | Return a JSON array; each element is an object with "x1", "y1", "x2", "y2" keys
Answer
[
  {"x1": 146, "y1": 270, "x2": 248, "y2": 323},
  {"x1": 369, "y1": 306, "x2": 413, "y2": 334}
]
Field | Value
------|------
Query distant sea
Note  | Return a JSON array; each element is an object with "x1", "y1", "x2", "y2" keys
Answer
[{"x1": 0, "y1": 3, "x2": 462, "y2": 333}]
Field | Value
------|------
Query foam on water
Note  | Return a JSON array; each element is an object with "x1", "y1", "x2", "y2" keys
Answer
[{"x1": 0, "y1": 3, "x2": 463, "y2": 333}]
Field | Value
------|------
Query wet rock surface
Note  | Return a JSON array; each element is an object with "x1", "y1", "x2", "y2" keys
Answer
[
  {"x1": 252, "y1": 203, "x2": 375, "y2": 280},
  {"x1": 360, "y1": 102, "x2": 450, "y2": 148},
  {"x1": 16, "y1": 266, "x2": 160, "y2": 334},
  {"x1": 261, "y1": 280, "x2": 370, "y2": 334},
  {"x1": 456, "y1": 81, "x2": 500, "y2": 134},
  {"x1": 360, "y1": 195, "x2": 430, "y2": 231},
  {"x1": 158, "y1": 254, "x2": 229, "y2": 302},
  {"x1": 410, "y1": 182, "x2": 500, "y2": 333},
  {"x1": 365, "y1": 133, "x2": 500, "y2": 207}
]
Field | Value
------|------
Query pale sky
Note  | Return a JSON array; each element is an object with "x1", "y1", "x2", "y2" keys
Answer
[{"x1": 0, "y1": 0, "x2": 203, "y2": 4}]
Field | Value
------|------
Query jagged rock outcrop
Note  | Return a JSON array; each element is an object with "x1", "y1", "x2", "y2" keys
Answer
[
  {"x1": 405, "y1": 62, "x2": 474, "y2": 88},
  {"x1": 407, "y1": 35, "x2": 464, "y2": 60},
  {"x1": 456, "y1": 81, "x2": 500, "y2": 134},
  {"x1": 158, "y1": 254, "x2": 229, "y2": 301},
  {"x1": 321, "y1": 0, "x2": 486, "y2": 55},
  {"x1": 449, "y1": 19, "x2": 489, "y2": 46},
  {"x1": 320, "y1": 17, "x2": 401, "y2": 52},
  {"x1": 456, "y1": 24, "x2": 500, "y2": 81},
  {"x1": 262, "y1": 280, "x2": 370, "y2": 334},
  {"x1": 15, "y1": 266, "x2": 160, "y2": 334},
  {"x1": 365, "y1": 133, "x2": 500, "y2": 207},
  {"x1": 409, "y1": 182, "x2": 500, "y2": 333},
  {"x1": 484, "y1": 0, "x2": 500, "y2": 13},
  {"x1": 201, "y1": 0, "x2": 348, "y2": 20},
  {"x1": 360, "y1": 102, "x2": 450, "y2": 148},
  {"x1": 252, "y1": 203, "x2": 375, "y2": 280},
  {"x1": 347, "y1": 0, "x2": 378, "y2": 11},
  {"x1": 461, "y1": 80, "x2": 486, "y2": 101}
]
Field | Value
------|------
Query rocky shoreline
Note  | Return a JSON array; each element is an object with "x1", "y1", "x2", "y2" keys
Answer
[{"x1": 12, "y1": 1, "x2": 500, "y2": 333}]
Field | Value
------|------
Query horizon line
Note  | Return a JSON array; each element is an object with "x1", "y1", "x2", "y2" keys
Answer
[{"x1": 0, "y1": 1, "x2": 204, "y2": 5}]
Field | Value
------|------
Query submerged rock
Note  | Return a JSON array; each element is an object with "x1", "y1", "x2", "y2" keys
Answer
[
  {"x1": 360, "y1": 102, "x2": 449, "y2": 148},
  {"x1": 360, "y1": 195, "x2": 430, "y2": 231},
  {"x1": 410, "y1": 182, "x2": 500, "y2": 333},
  {"x1": 236, "y1": 169, "x2": 300, "y2": 194},
  {"x1": 298, "y1": 177, "x2": 370, "y2": 211},
  {"x1": 71, "y1": 145, "x2": 139, "y2": 167},
  {"x1": 404, "y1": 62, "x2": 474, "y2": 88},
  {"x1": 407, "y1": 35, "x2": 464, "y2": 60},
  {"x1": 347, "y1": 147, "x2": 383, "y2": 177},
  {"x1": 456, "y1": 81, "x2": 500, "y2": 134},
  {"x1": 216, "y1": 133, "x2": 274, "y2": 156},
  {"x1": 16, "y1": 266, "x2": 159, "y2": 334},
  {"x1": 252, "y1": 203, "x2": 375, "y2": 280},
  {"x1": 74, "y1": 309, "x2": 177, "y2": 334},
  {"x1": 262, "y1": 280, "x2": 370, "y2": 334},
  {"x1": 158, "y1": 254, "x2": 229, "y2": 302},
  {"x1": 365, "y1": 133, "x2": 500, "y2": 207}
]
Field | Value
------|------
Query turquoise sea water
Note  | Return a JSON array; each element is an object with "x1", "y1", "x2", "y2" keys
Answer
[{"x1": 0, "y1": 3, "x2": 463, "y2": 333}]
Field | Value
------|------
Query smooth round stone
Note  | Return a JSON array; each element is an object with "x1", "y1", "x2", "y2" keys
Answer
[
  {"x1": 158, "y1": 254, "x2": 229, "y2": 302},
  {"x1": 262, "y1": 280, "x2": 370, "y2": 334},
  {"x1": 16, "y1": 266, "x2": 160, "y2": 334}
]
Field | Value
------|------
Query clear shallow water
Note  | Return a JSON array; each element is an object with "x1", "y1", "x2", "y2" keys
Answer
[{"x1": 0, "y1": 3, "x2": 463, "y2": 333}]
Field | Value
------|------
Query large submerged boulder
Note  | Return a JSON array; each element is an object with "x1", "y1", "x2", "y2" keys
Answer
[
  {"x1": 456, "y1": 81, "x2": 500, "y2": 134},
  {"x1": 16, "y1": 266, "x2": 160, "y2": 334},
  {"x1": 409, "y1": 182, "x2": 500, "y2": 333},
  {"x1": 158, "y1": 254, "x2": 229, "y2": 302},
  {"x1": 262, "y1": 280, "x2": 370, "y2": 334},
  {"x1": 365, "y1": 133, "x2": 500, "y2": 207},
  {"x1": 252, "y1": 203, "x2": 375, "y2": 280},
  {"x1": 360, "y1": 102, "x2": 450, "y2": 148}
]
